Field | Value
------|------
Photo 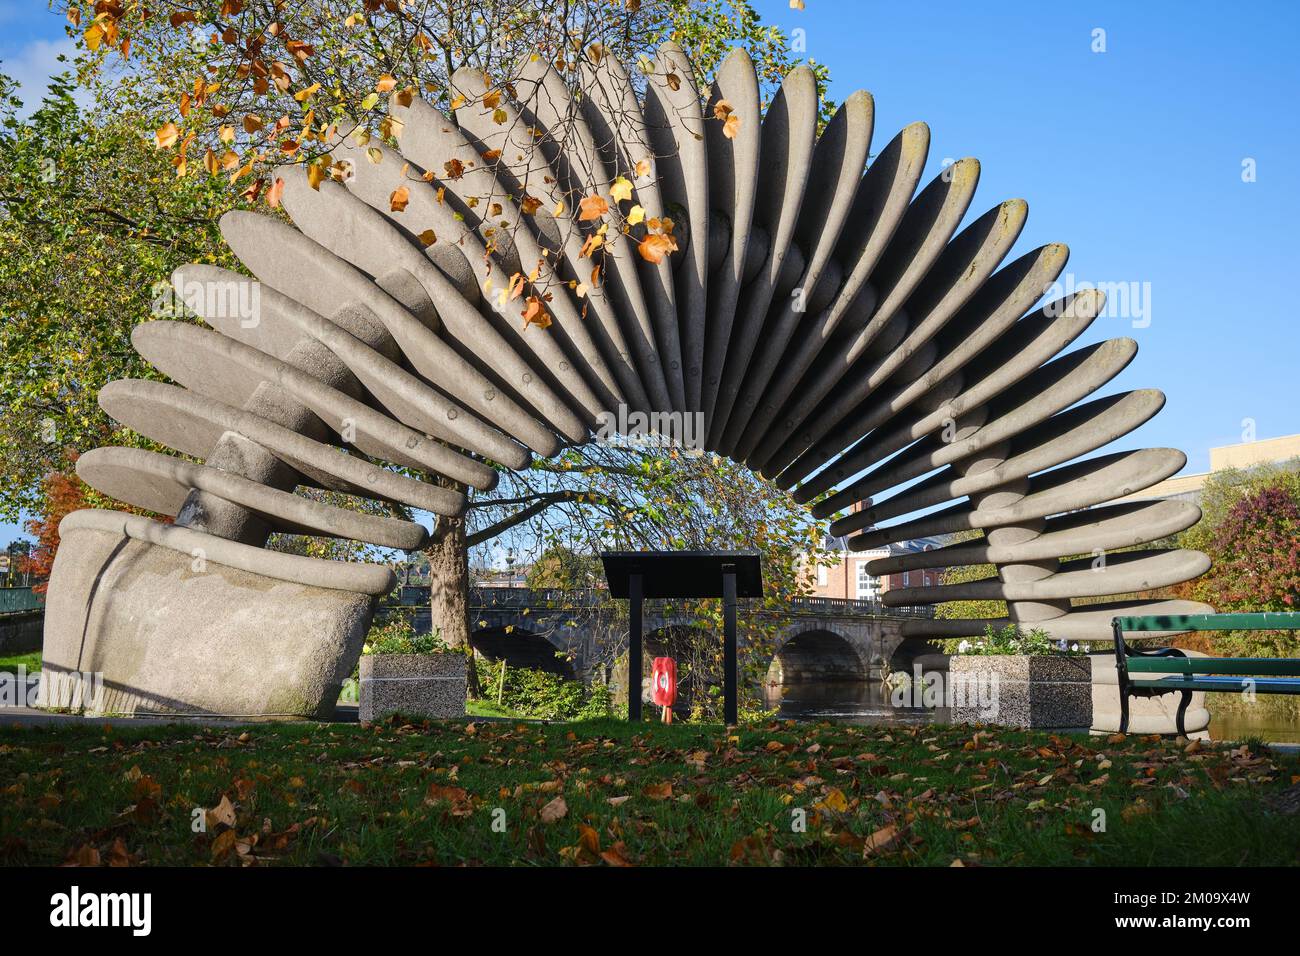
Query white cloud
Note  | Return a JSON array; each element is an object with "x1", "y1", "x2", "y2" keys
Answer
[{"x1": 3, "y1": 35, "x2": 78, "y2": 115}]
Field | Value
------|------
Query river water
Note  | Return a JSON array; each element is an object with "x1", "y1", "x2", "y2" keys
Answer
[
  {"x1": 766, "y1": 680, "x2": 1300, "y2": 743},
  {"x1": 764, "y1": 680, "x2": 948, "y2": 728}
]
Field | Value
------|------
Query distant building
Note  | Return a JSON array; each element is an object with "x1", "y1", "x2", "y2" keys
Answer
[
  {"x1": 471, "y1": 567, "x2": 531, "y2": 588},
  {"x1": 807, "y1": 532, "x2": 947, "y2": 601},
  {"x1": 1115, "y1": 433, "x2": 1300, "y2": 504}
]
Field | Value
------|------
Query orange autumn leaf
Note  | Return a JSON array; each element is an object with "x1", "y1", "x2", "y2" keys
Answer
[
  {"x1": 417, "y1": 229, "x2": 437, "y2": 247},
  {"x1": 713, "y1": 99, "x2": 741, "y2": 139},
  {"x1": 637, "y1": 233, "x2": 678, "y2": 264},
  {"x1": 376, "y1": 74, "x2": 398, "y2": 93},
  {"x1": 520, "y1": 195, "x2": 542, "y2": 215},
  {"x1": 389, "y1": 186, "x2": 410, "y2": 212},
  {"x1": 578, "y1": 194, "x2": 609, "y2": 221},
  {"x1": 521, "y1": 295, "x2": 552, "y2": 330},
  {"x1": 577, "y1": 823, "x2": 600, "y2": 855},
  {"x1": 862, "y1": 824, "x2": 901, "y2": 858},
  {"x1": 600, "y1": 843, "x2": 633, "y2": 867},
  {"x1": 508, "y1": 272, "x2": 527, "y2": 300},
  {"x1": 154, "y1": 122, "x2": 180, "y2": 149},
  {"x1": 265, "y1": 177, "x2": 285, "y2": 208}
]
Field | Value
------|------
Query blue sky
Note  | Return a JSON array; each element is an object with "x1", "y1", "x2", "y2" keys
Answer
[{"x1": 2, "y1": 0, "x2": 1298, "y2": 545}]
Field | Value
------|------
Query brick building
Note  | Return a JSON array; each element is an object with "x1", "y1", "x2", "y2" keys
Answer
[{"x1": 806, "y1": 532, "x2": 946, "y2": 601}]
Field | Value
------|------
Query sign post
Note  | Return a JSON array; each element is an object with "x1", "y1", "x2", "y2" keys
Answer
[{"x1": 600, "y1": 551, "x2": 763, "y2": 727}]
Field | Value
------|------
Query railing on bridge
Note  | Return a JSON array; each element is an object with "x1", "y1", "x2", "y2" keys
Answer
[
  {"x1": 0, "y1": 587, "x2": 42, "y2": 615},
  {"x1": 386, "y1": 585, "x2": 933, "y2": 620}
]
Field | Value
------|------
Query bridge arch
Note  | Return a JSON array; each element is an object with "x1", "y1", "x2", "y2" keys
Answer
[
  {"x1": 767, "y1": 627, "x2": 870, "y2": 684},
  {"x1": 469, "y1": 625, "x2": 574, "y2": 677}
]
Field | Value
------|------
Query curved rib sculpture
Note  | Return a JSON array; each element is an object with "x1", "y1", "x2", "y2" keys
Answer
[{"x1": 42, "y1": 45, "x2": 1212, "y2": 716}]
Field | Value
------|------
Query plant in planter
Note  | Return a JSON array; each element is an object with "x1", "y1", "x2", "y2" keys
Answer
[
  {"x1": 945, "y1": 624, "x2": 1093, "y2": 730},
  {"x1": 358, "y1": 615, "x2": 468, "y2": 723}
]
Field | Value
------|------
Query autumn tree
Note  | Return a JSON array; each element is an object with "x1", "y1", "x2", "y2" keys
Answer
[
  {"x1": 0, "y1": 65, "x2": 239, "y2": 530},
  {"x1": 1175, "y1": 465, "x2": 1300, "y2": 656},
  {"x1": 525, "y1": 545, "x2": 604, "y2": 589},
  {"x1": 933, "y1": 529, "x2": 1006, "y2": 627},
  {"x1": 64, "y1": 0, "x2": 832, "y2": 202}
]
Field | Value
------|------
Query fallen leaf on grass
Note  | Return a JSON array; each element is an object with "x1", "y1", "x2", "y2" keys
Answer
[
  {"x1": 206, "y1": 794, "x2": 236, "y2": 830},
  {"x1": 814, "y1": 788, "x2": 849, "y2": 813},
  {"x1": 211, "y1": 829, "x2": 239, "y2": 861},
  {"x1": 600, "y1": 842, "x2": 633, "y2": 867},
  {"x1": 66, "y1": 843, "x2": 100, "y2": 867},
  {"x1": 1121, "y1": 800, "x2": 1152, "y2": 822},
  {"x1": 862, "y1": 824, "x2": 900, "y2": 858},
  {"x1": 540, "y1": 796, "x2": 568, "y2": 823}
]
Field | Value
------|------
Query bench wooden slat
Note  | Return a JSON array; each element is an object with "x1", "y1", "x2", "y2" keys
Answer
[
  {"x1": 1131, "y1": 675, "x2": 1300, "y2": 695},
  {"x1": 1126, "y1": 656, "x2": 1300, "y2": 676},
  {"x1": 1113, "y1": 612, "x2": 1300, "y2": 633}
]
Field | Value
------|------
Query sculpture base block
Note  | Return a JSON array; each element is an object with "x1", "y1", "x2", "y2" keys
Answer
[
  {"x1": 949, "y1": 655, "x2": 1093, "y2": 730},
  {"x1": 41, "y1": 518, "x2": 374, "y2": 718},
  {"x1": 359, "y1": 654, "x2": 468, "y2": 723}
]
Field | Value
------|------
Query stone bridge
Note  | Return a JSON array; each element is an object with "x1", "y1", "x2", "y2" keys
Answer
[{"x1": 388, "y1": 586, "x2": 934, "y2": 684}]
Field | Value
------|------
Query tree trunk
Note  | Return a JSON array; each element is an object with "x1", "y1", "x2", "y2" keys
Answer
[{"x1": 424, "y1": 481, "x2": 479, "y2": 697}]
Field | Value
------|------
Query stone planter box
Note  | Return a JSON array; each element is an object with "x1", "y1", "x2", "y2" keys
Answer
[
  {"x1": 359, "y1": 653, "x2": 467, "y2": 723},
  {"x1": 948, "y1": 655, "x2": 1092, "y2": 730}
]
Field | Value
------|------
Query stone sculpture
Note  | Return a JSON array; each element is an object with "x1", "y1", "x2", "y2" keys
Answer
[{"x1": 42, "y1": 46, "x2": 1212, "y2": 716}]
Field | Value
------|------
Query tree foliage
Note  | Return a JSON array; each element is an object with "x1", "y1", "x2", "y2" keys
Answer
[
  {"x1": 1175, "y1": 464, "x2": 1300, "y2": 656},
  {"x1": 933, "y1": 529, "x2": 1006, "y2": 622},
  {"x1": 0, "y1": 65, "x2": 236, "y2": 521},
  {"x1": 63, "y1": 0, "x2": 832, "y2": 205}
]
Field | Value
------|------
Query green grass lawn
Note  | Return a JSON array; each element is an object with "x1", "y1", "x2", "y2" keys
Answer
[
  {"x1": 0, "y1": 651, "x2": 40, "y2": 675},
  {"x1": 0, "y1": 717, "x2": 1296, "y2": 866}
]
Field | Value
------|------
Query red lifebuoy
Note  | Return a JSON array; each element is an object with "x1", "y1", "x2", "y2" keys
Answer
[{"x1": 651, "y1": 657, "x2": 677, "y2": 709}]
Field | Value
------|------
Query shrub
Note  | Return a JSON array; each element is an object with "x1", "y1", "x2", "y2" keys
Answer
[
  {"x1": 363, "y1": 614, "x2": 449, "y2": 656},
  {"x1": 942, "y1": 623, "x2": 1088, "y2": 656},
  {"x1": 490, "y1": 666, "x2": 615, "y2": 721}
]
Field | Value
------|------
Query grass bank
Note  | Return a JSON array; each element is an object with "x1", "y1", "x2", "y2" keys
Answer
[
  {"x1": 0, "y1": 651, "x2": 39, "y2": 675},
  {"x1": 0, "y1": 718, "x2": 1296, "y2": 866}
]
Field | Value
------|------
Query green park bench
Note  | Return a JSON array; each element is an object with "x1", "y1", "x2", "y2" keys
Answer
[{"x1": 1112, "y1": 612, "x2": 1300, "y2": 736}]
